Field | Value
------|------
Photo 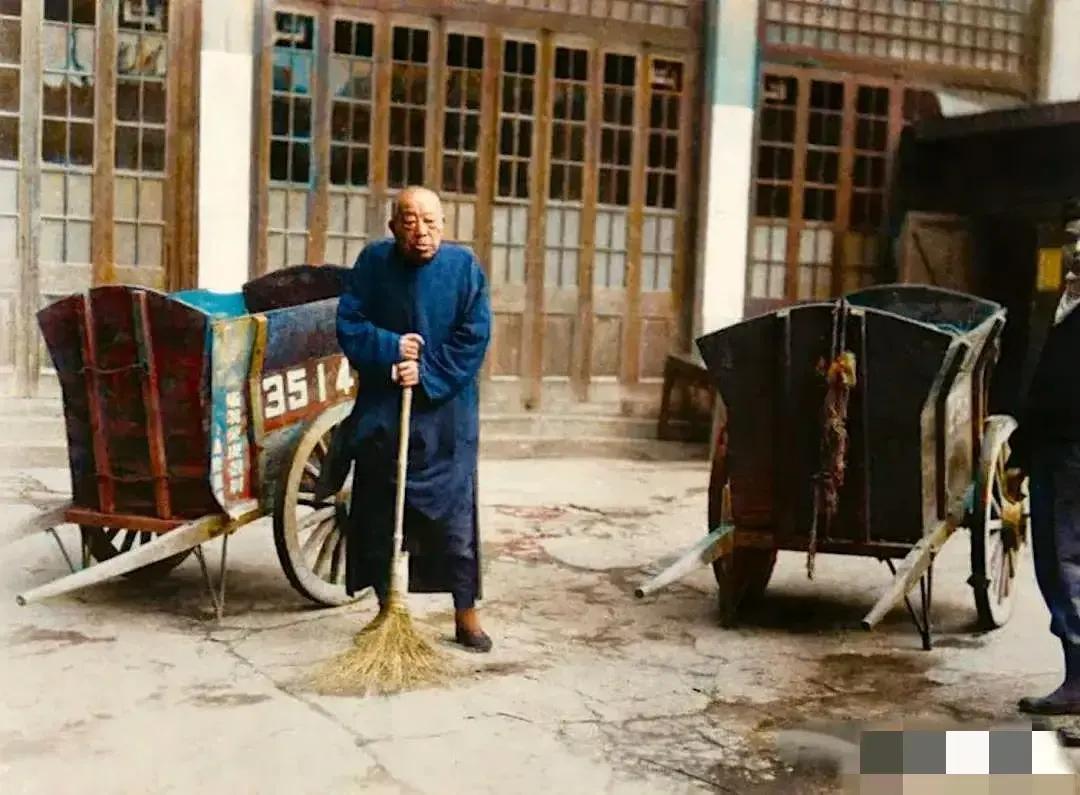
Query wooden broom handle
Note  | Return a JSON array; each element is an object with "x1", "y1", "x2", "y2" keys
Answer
[{"x1": 393, "y1": 385, "x2": 413, "y2": 556}]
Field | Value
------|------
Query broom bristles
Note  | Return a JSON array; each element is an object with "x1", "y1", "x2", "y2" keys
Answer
[{"x1": 310, "y1": 596, "x2": 451, "y2": 696}]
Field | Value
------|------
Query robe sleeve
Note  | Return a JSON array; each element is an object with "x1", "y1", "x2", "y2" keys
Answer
[
  {"x1": 336, "y1": 246, "x2": 401, "y2": 386},
  {"x1": 418, "y1": 257, "x2": 491, "y2": 405}
]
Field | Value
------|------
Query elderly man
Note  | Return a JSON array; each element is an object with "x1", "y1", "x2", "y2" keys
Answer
[
  {"x1": 1011, "y1": 204, "x2": 1080, "y2": 713},
  {"x1": 336, "y1": 186, "x2": 493, "y2": 652}
]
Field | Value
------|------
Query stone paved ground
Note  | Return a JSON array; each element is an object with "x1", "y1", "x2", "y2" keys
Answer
[{"x1": 1, "y1": 459, "x2": 1078, "y2": 794}]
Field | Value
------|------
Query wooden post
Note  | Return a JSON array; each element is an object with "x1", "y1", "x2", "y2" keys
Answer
[
  {"x1": 167, "y1": 0, "x2": 201, "y2": 291},
  {"x1": 426, "y1": 18, "x2": 447, "y2": 192},
  {"x1": 249, "y1": 0, "x2": 273, "y2": 278},
  {"x1": 832, "y1": 75, "x2": 856, "y2": 297},
  {"x1": 307, "y1": 5, "x2": 332, "y2": 266},
  {"x1": 570, "y1": 43, "x2": 602, "y2": 403},
  {"x1": 369, "y1": 15, "x2": 392, "y2": 237},
  {"x1": 783, "y1": 71, "x2": 810, "y2": 304},
  {"x1": 16, "y1": 0, "x2": 43, "y2": 397},
  {"x1": 671, "y1": 53, "x2": 698, "y2": 355},
  {"x1": 522, "y1": 31, "x2": 554, "y2": 411},
  {"x1": 476, "y1": 26, "x2": 500, "y2": 385},
  {"x1": 92, "y1": 0, "x2": 118, "y2": 287},
  {"x1": 621, "y1": 45, "x2": 650, "y2": 388}
]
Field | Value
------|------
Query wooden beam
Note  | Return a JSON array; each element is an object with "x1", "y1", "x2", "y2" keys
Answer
[
  {"x1": 307, "y1": 5, "x2": 332, "y2": 265},
  {"x1": 369, "y1": 14, "x2": 392, "y2": 235},
  {"x1": 522, "y1": 32, "x2": 554, "y2": 411},
  {"x1": 832, "y1": 74, "x2": 857, "y2": 297},
  {"x1": 250, "y1": 0, "x2": 273, "y2": 277},
  {"x1": 670, "y1": 53, "x2": 698, "y2": 354},
  {"x1": 427, "y1": 18, "x2": 447, "y2": 192},
  {"x1": 93, "y1": 0, "x2": 118, "y2": 286},
  {"x1": 783, "y1": 71, "x2": 810, "y2": 304},
  {"x1": 476, "y1": 26, "x2": 500, "y2": 386},
  {"x1": 570, "y1": 42, "x2": 602, "y2": 402},
  {"x1": 167, "y1": 0, "x2": 201, "y2": 291},
  {"x1": 320, "y1": 0, "x2": 698, "y2": 51},
  {"x1": 16, "y1": 0, "x2": 43, "y2": 397},
  {"x1": 620, "y1": 45, "x2": 650, "y2": 387},
  {"x1": 762, "y1": 45, "x2": 1032, "y2": 100}
]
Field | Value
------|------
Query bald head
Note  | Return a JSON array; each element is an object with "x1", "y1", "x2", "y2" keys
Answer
[{"x1": 389, "y1": 186, "x2": 445, "y2": 263}]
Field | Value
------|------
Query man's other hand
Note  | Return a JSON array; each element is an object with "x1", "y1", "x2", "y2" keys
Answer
[
  {"x1": 399, "y1": 333, "x2": 424, "y2": 361},
  {"x1": 395, "y1": 359, "x2": 420, "y2": 387}
]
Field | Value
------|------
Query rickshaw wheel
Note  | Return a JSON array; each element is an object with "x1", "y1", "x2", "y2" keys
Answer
[
  {"x1": 273, "y1": 405, "x2": 364, "y2": 607},
  {"x1": 79, "y1": 526, "x2": 192, "y2": 581},
  {"x1": 707, "y1": 421, "x2": 776, "y2": 627},
  {"x1": 971, "y1": 422, "x2": 1027, "y2": 630}
]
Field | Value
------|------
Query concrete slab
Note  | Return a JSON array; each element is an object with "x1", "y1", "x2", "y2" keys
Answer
[{"x1": 0, "y1": 459, "x2": 1077, "y2": 794}]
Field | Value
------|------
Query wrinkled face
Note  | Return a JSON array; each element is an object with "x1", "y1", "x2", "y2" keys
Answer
[
  {"x1": 389, "y1": 189, "x2": 444, "y2": 263},
  {"x1": 1065, "y1": 218, "x2": 1080, "y2": 296}
]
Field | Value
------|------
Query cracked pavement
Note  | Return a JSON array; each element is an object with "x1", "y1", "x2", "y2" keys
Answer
[{"x1": 2, "y1": 460, "x2": 1078, "y2": 794}]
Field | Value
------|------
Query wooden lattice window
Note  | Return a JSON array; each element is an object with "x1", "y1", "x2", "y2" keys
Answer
[
  {"x1": 388, "y1": 25, "x2": 428, "y2": 190},
  {"x1": 544, "y1": 45, "x2": 587, "y2": 290},
  {"x1": 442, "y1": 31, "x2": 483, "y2": 245},
  {"x1": 114, "y1": 0, "x2": 167, "y2": 270},
  {"x1": 327, "y1": 17, "x2": 373, "y2": 267},
  {"x1": 642, "y1": 58, "x2": 681, "y2": 294},
  {"x1": 491, "y1": 38, "x2": 535, "y2": 289},
  {"x1": 41, "y1": 0, "x2": 96, "y2": 267},
  {"x1": 747, "y1": 68, "x2": 916, "y2": 314},
  {"x1": 761, "y1": 0, "x2": 1036, "y2": 89},
  {"x1": 0, "y1": 0, "x2": 18, "y2": 380},
  {"x1": 594, "y1": 52, "x2": 635, "y2": 291},
  {"x1": 462, "y1": 0, "x2": 695, "y2": 27},
  {"x1": 268, "y1": 11, "x2": 314, "y2": 270},
  {"x1": 845, "y1": 84, "x2": 891, "y2": 291},
  {"x1": 0, "y1": 0, "x2": 19, "y2": 163}
]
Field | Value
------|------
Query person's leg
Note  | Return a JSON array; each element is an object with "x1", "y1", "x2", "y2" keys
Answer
[
  {"x1": 1021, "y1": 442, "x2": 1080, "y2": 713},
  {"x1": 449, "y1": 554, "x2": 490, "y2": 652}
]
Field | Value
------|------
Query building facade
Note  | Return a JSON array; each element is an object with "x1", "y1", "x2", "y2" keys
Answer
[{"x1": 2, "y1": 0, "x2": 1074, "y2": 419}]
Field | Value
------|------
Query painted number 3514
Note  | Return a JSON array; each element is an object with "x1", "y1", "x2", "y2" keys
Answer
[{"x1": 263, "y1": 357, "x2": 355, "y2": 420}]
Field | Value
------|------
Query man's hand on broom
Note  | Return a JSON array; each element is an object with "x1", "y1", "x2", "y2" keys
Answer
[
  {"x1": 399, "y1": 333, "x2": 424, "y2": 361},
  {"x1": 393, "y1": 333, "x2": 424, "y2": 387},
  {"x1": 393, "y1": 360, "x2": 420, "y2": 388}
]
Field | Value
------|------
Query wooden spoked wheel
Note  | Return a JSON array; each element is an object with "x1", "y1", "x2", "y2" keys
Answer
[
  {"x1": 971, "y1": 426, "x2": 1027, "y2": 629},
  {"x1": 273, "y1": 405, "x2": 363, "y2": 607},
  {"x1": 80, "y1": 526, "x2": 191, "y2": 581},
  {"x1": 708, "y1": 423, "x2": 776, "y2": 627}
]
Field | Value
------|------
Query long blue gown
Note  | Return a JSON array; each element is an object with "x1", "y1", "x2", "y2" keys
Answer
[{"x1": 336, "y1": 238, "x2": 492, "y2": 604}]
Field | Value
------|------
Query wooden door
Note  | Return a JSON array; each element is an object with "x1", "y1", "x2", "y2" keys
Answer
[
  {"x1": 252, "y1": 2, "x2": 703, "y2": 415},
  {"x1": 897, "y1": 211, "x2": 974, "y2": 293},
  {"x1": 5, "y1": 0, "x2": 197, "y2": 398}
]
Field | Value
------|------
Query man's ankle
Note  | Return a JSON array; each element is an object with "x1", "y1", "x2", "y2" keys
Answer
[{"x1": 455, "y1": 607, "x2": 481, "y2": 632}]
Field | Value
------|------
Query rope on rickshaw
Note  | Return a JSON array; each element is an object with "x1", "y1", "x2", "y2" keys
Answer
[{"x1": 807, "y1": 301, "x2": 857, "y2": 580}]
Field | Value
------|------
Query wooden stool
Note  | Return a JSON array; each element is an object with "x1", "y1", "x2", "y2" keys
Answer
[{"x1": 657, "y1": 351, "x2": 716, "y2": 443}]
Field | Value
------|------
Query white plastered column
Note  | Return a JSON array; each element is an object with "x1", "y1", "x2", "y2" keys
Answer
[
  {"x1": 1043, "y1": 0, "x2": 1080, "y2": 102},
  {"x1": 692, "y1": 0, "x2": 759, "y2": 343},
  {"x1": 196, "y1": 1, "x2": 257, "y2": 291}
]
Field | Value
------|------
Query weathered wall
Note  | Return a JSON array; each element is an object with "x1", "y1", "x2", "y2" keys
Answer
[
  {"x1": 692, "y1": 0, "x2": 759, "y2": 342},
  {"x1": 197, "y1": 1, "x2": 256, "y2": 292},
  {"x1": 1042, "y1": 0, "x2": 1080, "y2": 102}
]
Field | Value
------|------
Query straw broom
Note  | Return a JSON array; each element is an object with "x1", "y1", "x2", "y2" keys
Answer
[{"x1": 311, "y1": 385, "x2": 450, "y2": 696}]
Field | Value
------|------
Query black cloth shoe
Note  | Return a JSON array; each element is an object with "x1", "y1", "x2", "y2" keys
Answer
[
  {"x1": 1019, "y1": 642, "x2": 1080, "y2": 715},
  {"x1": 455, "y1": 625, "x2": 493, "y2": 653}
]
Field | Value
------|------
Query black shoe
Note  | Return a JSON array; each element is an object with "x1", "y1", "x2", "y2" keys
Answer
[
  {"x1": 1018, "y1": 686, "x2": 1080, "y2": 715},
  {"x1": 1019, "y1": 641, "x2": 1080, "y2": 715},
  {"x1": 455, "y1": 625, "x2": 493, "y2": 653}
]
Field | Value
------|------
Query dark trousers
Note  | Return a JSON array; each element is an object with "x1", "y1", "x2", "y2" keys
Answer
[
  {"x1": 359, "y1": 498, "x2": 478, "y2": 610},
  {"x1": 1030, "y1": 441, "x2": 1080, "y2": 645},
  {"x1": 370, "y1": 550, "x2": 478, "y2": 609}
]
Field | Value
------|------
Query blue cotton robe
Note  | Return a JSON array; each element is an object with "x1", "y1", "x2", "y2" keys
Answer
[{"x1": 336, "y1": 238, "x2": 492, "y2": 600}]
